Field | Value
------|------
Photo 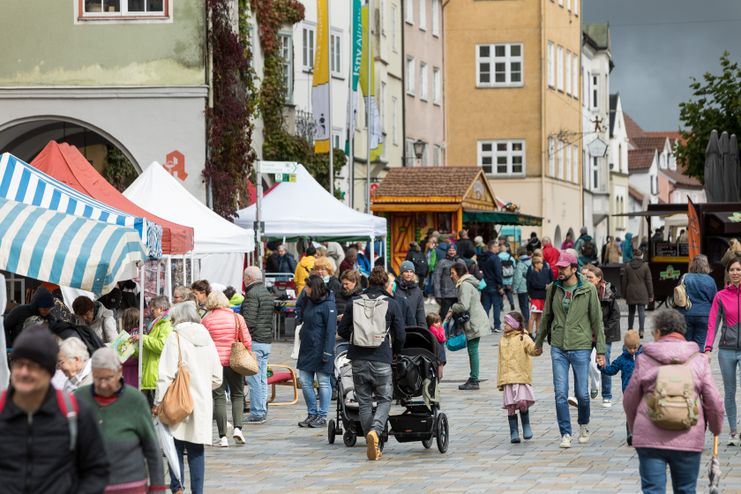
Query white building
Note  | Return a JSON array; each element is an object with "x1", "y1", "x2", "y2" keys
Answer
[{"x1": 608, "y1": 93, "x2": 630, "y2": 238}]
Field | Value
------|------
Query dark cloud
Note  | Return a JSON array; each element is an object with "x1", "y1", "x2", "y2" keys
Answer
[{"x1": 583, "y1": 0, "x2": 741, "y2": 131}]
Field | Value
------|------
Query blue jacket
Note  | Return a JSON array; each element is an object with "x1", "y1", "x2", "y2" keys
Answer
[
  {"x1": 678, "y1": 273, "x2": 718, "y2": 318},
  {"x1": 296, "y1": 292, "x2": 337, "y2": 375},
  {"x1": 478, "y1": 251, "x2": 503, "y2": 291},
  {"x1": 600, "y1": 346, "x2": 643, "y2": 391},
  {"x1": 512, "y1": 256, "x2": 531, "y2": 294}
]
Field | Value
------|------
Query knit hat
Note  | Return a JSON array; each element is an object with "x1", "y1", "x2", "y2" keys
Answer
[
  {"x1": 11, "y1": 325, "x2": 58, "y2": 375},
  {"x1": 31, "y1": 287, "x2": 55, "y2": 309},
  {"x1": 400, "y1": 260, "x2": 415, "y2": 273}
]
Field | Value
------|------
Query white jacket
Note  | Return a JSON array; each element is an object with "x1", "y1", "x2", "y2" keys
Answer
[
  {"x1": 155, "y1": 322, "x2": 222, "y2": 445},
  {"x1": 90, "y1": 302, "x2": 118, "y2": 343}
]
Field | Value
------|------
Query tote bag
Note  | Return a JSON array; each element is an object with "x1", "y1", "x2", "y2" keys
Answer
[
  {"x1": 230, "y1": 314, "x2": 259, "y2": 376},
  {"x1": 159, "y1": 333, "x2": 194, "y2": 426}
]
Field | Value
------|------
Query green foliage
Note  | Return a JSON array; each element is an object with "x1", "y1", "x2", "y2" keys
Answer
[
  {"x1": 103, "y1": 145, "x2": 138, "y2": 192},
  {"x1": 677, "y1": 52, "x2": 741, "y2": 181}
]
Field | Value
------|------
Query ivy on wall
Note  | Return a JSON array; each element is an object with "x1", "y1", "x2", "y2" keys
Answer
[{"x1": 103, "y1": 145, "x2": 138, "y2": 192}]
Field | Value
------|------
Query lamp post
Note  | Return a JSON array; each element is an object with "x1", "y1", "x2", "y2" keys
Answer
[{"x1": 413, "y1": 139, "x2": 426, "y2": 166}]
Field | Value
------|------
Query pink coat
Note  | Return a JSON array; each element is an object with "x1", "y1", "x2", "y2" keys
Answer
[
  {"x1": 623, "y1": 334, "x2": 724, "y2": 453},
  {"x1": 202, "y1": 308, "x2": 252, "y2": 366}
]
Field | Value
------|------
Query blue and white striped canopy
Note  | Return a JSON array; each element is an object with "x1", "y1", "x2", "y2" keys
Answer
[
  {"x1": 0, "y1": 153, "x2": 162, "y2": 258},
  {"x1": 0, "y1": 197, "x2": 146, "y2": 294}
]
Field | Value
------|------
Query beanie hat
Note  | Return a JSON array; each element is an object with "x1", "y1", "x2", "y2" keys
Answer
[
  {"x1": 400, "y1": 260, "x2": 415, "y2": 273},
  {"x1": 32, "y1": 288, "x2": 55, "y2": 309},
  {"x1": 12, "y1": 325, "x2": 58, "y2": 375}
]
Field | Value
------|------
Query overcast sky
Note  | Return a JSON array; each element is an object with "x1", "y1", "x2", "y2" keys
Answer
[{"x1": 583, "y1": 0, "x2": 741, "y2": 131}]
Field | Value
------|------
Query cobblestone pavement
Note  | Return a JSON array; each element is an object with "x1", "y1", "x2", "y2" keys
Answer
[{"x1": 202, "y1": 308, "x2": 741, "y2": 493}]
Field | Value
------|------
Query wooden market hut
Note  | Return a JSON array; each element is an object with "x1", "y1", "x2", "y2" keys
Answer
[{"x1": 372, "y1": 167, "x2": 542, "y2": 272}]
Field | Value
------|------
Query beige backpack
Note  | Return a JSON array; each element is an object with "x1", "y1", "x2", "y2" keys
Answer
[
  {"x1": 673, "y1": 274, "x2": 692, "y2": 310},
  {"x1": 645, "y1": 353, "x2": 701, "y2": 430}
]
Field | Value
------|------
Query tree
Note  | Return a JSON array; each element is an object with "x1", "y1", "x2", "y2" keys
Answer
[{"x1": 677, "y1": 51, "x2": 741, "y2": 182}]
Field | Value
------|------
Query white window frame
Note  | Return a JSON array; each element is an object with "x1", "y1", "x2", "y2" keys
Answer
[
  {"x1": 432, "y1": 0, "x2": 440, "y2": 37},
  {"x1": 279, "y1": 31, "x2": 294, "y2": 103},
  {"x1": 330, "y1": 30, "x2": 342, "y2": 78},
  {"x1": 432, "y1": 66, "x2": 442, "y2": 105},
  {"x1": 591, "y1": 74, "x2": 599, "y2": 109},
  {"x1": 548, "y1": 137, "x2": 555, "y2": 176},
  {"x1": 418, "y1": 0, "x2": 427, "y2": 31},
  {"x1": 405, "y1": 138, "x2": 416, "y2": 166},
  {"x1": 556, "y1": 45, "x2": 564, "y2": 91},
  {"x1": 574, "y1": 0, "x2": 579, "y2": 16},
  {"x1": 392, "y1": 96, "x2": 399, "y2": 145},
  {"x1": 547, "y1": 42, "x2": 555, "y2": 88},
  {"x1": 433, "y1": 145, "x2": 442, "y2": 166},
  {"x1": 478, "y1": 140, "x2": 526, "y2": 177},
  {"x1": 405, "y1": 0, "x2": 414, "y2": 24},
  {"x1": 332, "y1": 128, "x2": 343, "y2": 151},
  {"x1": 476, "y1": 43, "x2": 524, "y2": 88},
  {"x1": 565, "y1": 50, "x2": 572, "y2": 96},
  {"x1": 406, "y1": 57, "x2": 416, "y2": 95},
  {"x1": 79, "y1": 0, "x2": 168, "y2": 18},
  {"x1": 301, "y1": 23, "x2": 316, "y2": 72},
  {"x1": 572, "y1": 145, "x2": 579, "y2": 183},
  {"x1": 592, "y1": 156, "x2": 599, "y2": 190},
  {"x1": 571, "y1": 53, "x2": 579, "y2": 98},
  {"x1": 566, "y1": 143, "x2": 572, "y2": 182},
  {"x1": 420, "y1": 63, "x2": 429, "y2": 101},
  {"x1": 392, "y1": 4, "x2": 398, "y2": 52},
  {"x1": 557, "y1": 142, "x2": 564, "y2": 179}
]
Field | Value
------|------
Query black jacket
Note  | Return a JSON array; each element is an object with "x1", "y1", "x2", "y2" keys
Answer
[
  {"x1": 296, "y1": 293, "x2": 337, "y2": 375},
  {"x1": 241, "y1": 282, "x2": 275, "y2": 344},
  {"x1": 456, "y1": 238, "x2": 476, "y2": 259},
  {"x1": 335, "y1": 287, "x2": 361, "y2": 319},
  {"x1": 478, "y1": 251, "x2": 504, "y2": 291},
  {"x1": 0, "y1": 386, "x2": 110, "y2": 493},
  {"x1": 395, "y1": 279, "x2": 426, "y2": 327},
  {"x1": 266, "y1": 252, "x2": 297, "y2": 274},
  {"x1": 599, "y1": 282, "x2": 622, "y2": 343},
  {"x1": 337, "y1": 287, "x2": 406, "y2": 364},
  {"x1": 526, "y1": 265, "x2": 554, "y2": 299},
  {"x1": 4, "y1": 287, "x2": 53, "y2": 347}
]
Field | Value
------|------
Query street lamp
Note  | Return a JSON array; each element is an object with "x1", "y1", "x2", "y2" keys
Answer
[{"x1": 413, "y1": 139, "x2": 426, "y2": 166}]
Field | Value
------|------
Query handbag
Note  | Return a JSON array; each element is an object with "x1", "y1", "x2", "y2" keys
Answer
[
  {"x1": 673, "y1": 274, "x2": 692, "y2": 309},
  {"x1": 445, "y1": 316, "x2": 468, "y2": 352},
  {"x1": 159, "y1": 333, "x2": 194, "y2": 426},
  {"x1": 230, "y1": 314, "x2": 259, "y2": 376}
]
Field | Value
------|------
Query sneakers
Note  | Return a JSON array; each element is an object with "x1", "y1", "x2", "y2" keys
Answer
[
  {"x1": 492, "y1": 327, "x2": 502, "y2": 333},
  {"x1": 559, "y1": 434, "x2": 572, "y2": 448},
  {"x1": 298, "y1": 415, "x2": 316, "y2": 427},
  {"x1": 578, "y1": 425, "x2": 590, "y2": 444},
  {"x1": 308, "y1": 416, "x2": 327, "y2": 428},
  {"x1": 729, "y1": 433, "x2": 740, "y2": 446},
  {"x1": 366, "y1": 430, "x2": 382, "y2": 460},
  {"x1": 567, "y1": 396, "x2": 578, "y2": 408},
  {"x1": 458, "y1": 378, "x2": 480, "y2": 390},
  {"x1": 246, "y1": 415, "x2": 266, "y2": 425},
  {"x1": 232, "y1": 428, "x2": 245, "y2": 445},
  {"x1": 601, "y1": 399, "x2": 612, "y2": 408},
  {"x1": 216, "y1": 436, "x2": 229, "y2": 448}
]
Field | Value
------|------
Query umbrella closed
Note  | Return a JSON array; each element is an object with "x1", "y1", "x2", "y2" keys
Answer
[
  {"x1": 720, "y1": 131, "x2": 737, "y2": 202},
  {"x1": 705, "y1": 130, "x2": 722, "y2": 203},
  {"x1": 708, "y1": 435, "x2": 720, "y2": 493},
  {"x1": 732, "y1": 133, "x2": 741, "y2": 202}
]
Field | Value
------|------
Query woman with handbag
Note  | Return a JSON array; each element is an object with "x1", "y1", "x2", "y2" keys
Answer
[
  {"x1": 677, "y1": 254, "x2": 717, "y2": 351},
  {"x1": 201, "y1": 291, "x2": 252, "y2": 447},
  {"x1": 449, "y1": 262, "x2": 488, "y2": 391},
  {"x1": 297, "y1": 275, "x2": 337, "y2": 429},
  {"x1": 154, "y1": 302, "x2": 222, "y2": 494}
]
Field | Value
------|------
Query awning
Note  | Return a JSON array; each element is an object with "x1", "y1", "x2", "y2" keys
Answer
[
  {"x1": 706, "y1": 211, "x2": 741, "y2": 235},
  {"x1": 0, "y1": 198, "x2": 146, "y2": 294},
  {"x1": 463, "y1": 209, "x2": 543, "y2": 226}
]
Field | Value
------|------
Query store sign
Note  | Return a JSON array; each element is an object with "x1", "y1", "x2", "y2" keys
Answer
[
  {"x1": 164, "y1": 150, "x2": 188, "y2": 181},
  {"x1": 588, "y1": 137, "x2": 608, "y2": 158},
  {"x1": 659, "y1": 265, "x2": 681, "y2": 281}
]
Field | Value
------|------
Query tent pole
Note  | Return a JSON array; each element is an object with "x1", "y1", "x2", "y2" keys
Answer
[
  {"x1": 137, "y1": 263, "x2": 145, "y2": 390},
  {"x1": 156, "y1": 261, "x2": 161, "y2": 295},
  {"x1": 370, "y1": 236, "x2": 375, "y2": 271},
  {"x1": 165, "y1": 256, "x2": 172, "y2": 302}
]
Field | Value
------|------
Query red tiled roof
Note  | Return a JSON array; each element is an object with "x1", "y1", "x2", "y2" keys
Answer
[
  {"x1": 661, "y1": 168, "x2": 703, "y2": 189},
  {"x1": 373, "y1": 166, "x2": 483, "y2": 198},
  {"x1": 628, "y1": 148, "x2": 656, "y2": 171},
  {"x1": 632, "y1": 136, "x2": 669, "y2": 154},
  {"x1": 623, "y1": 113, "x2": 646, "y2": 142},
  {"x1": 644, "y1": 131, "x2": 686, "y2": 146},
  {"x1": 628, "y1": 185, "x2": 645, "y2": 202}
]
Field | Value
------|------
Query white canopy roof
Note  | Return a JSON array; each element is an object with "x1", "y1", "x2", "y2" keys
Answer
[
  {"x1": 235, "y1": 165, "x2": 387, "y2": 239},
  {"x1": 124, "y1": 162, "x2": 255, "y2": 254}
]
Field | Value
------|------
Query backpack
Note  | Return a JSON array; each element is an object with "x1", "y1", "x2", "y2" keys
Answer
[
  {"x1": 673, "y1": 274, "x2": 692, "y2": 309},
  {"x1": 501, "y1": 256, "x2": 515, "y2": 278},
  {"x1": 351, "y1": 294, "x2": 390, "y2": 348},
  {"x1": 409, "y1": 251, "x2": 429, "y2": 278},
  {"x1": 581, "y1": 239, "x2": 596, "y2": 259},
  {"x1": 645, "y1": 353, "x2": 702, "y2": 431},
  {"x1": 0, "y1": 388, "x2": 78, "y2": 451}
]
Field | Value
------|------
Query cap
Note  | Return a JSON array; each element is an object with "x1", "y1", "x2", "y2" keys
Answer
[
  {"x1": 11, "y1": 325, "x2": 58, "y2": 376},
  {"x1": 400, "y1": 261, "x2": 415, "y2": 273},
  {"x1": 555, "y1": 251, "x2": 578, "y2": 268}
]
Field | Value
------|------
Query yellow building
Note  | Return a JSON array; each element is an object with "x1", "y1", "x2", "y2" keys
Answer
[{"x1": 445, "y1": 0, "x2": 583, "y2": 244}]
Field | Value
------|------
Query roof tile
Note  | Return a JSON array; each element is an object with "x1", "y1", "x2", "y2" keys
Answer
[
  {"x1": 374, "y1": 167, "x2": 484, "y2": 198},
  {"x1": 628, "y1": 148, "x2": 656, "y2": 171}
]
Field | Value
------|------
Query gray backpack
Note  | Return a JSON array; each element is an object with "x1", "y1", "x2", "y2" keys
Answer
[{"x1": 351, "y1": 294, "x2": 390, "y2": 348}]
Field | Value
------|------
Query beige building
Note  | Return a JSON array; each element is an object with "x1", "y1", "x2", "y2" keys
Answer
[
  {"x1": 403, "y1": 0, "x2": 445, "y2": 166},
  {"x1": 445, "y1": 0, "x2": 583, "y2": 243}
]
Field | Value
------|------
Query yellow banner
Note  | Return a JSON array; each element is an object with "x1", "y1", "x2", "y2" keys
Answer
[{"x1": 312, "y1": 0, "x2": 330, "y2": 153}]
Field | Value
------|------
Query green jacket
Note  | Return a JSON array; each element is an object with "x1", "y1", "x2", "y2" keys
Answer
[
  {"x1": 241, "y1": 282, "x2": 275, "y2": 344},
  {"x1": 535, "y1": 274, "x2": 605, "y2": 353},
  {"x1": 141, "y1": 314, "x2": 173, "y2": 390}
]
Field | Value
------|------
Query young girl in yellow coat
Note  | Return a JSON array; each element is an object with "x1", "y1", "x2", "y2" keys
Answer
[{"x1": 497, "y1": 311, "x2": 538, "y2": 443}]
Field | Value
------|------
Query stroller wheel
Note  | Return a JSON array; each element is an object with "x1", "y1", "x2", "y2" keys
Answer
[
  {"x1": 421, "y1": 437, "x2": 433, "y2": 449},
  {"x1": 436, "y1": 413, "x2": 449, "y2": 454},
  {"x1": 328, "y1": 419, "x2": 336, "y2": 444},
  {"x1": 343, "y1": 430, "x2": 357, "y2": 447}
]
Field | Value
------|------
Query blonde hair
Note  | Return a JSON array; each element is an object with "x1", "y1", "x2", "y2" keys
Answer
[
  {"x1": 313, "y1": 256, "x2": 335, "y2": 275},
  {"x1": 205, "y1": 290, "x2": 230, "y2": 310},
  {"x1": 624, "y1": 329, "x2": 640, "y2": 348}
]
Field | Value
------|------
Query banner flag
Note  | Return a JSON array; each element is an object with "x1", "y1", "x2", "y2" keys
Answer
[
  {"x1": 345, "y1": 0, "x2": 362, "y2": 155},
  {"x1": 312, "y1": 0, "x2": 331, "y2": 154}
]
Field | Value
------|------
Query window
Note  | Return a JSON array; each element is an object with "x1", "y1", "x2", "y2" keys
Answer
[
  {"x1": 406, "y1": 57, "x2": 416, "y2": 95},
  {"x1": 651, "y1": 174, "x2": 658, "y2": 195},
  {"x1": 565, "y1": 50, "x2": 572, "y2": 96},
  {"x1": 592, "y1": 157, "x2": 599, "y2": 189},
  {"x1": 572, "y1": 145, "x2": 579, "y2": 183},
  {"x1": 547, "y1": 42, "x2": 555, "y2": 88},
  {"x1": 432, "y1": 66, "x2": 442, "y2": 105},
  {"x1": 380, "y1": 81, "x2": 386, "y2": 133},
  {"x1": 591, "y1": 74, "x2": 599, "y2": 109},
  {"x1": 433, "y1": 145, "x2": 442, "y2": 166},
  {"x1": 476, "y1": 44, "x2": 523, "y2": 88},
  {"x1": 405, "y1": 139, "x2": 416, "y2": 166},
  {"x1": 332, "y1": 128, "x2": 343, "y2": 150},
  {"x1": 405, "y1": 0, "x2": 414, "y2": 24},
  {"x1": 574, "y1": 0, "x2": 579, "y2": 15},
  {"x1": 419, "y1": 0, "x2": 427, "y2": 30},
  {"x1": 478, "y1": 140, "x2": 526, "y2": 176},
  {"x1": 302, "y1": 24, "x2": 315, "y2": 71},
  {"x1": 420, "y1": 63, "x2": 429, "y2": 101},
  {"x1": 571, "y1": 53, "x2": 579, "y2": 97},
  {"x1": 548, "y1": 137, "x2": 555, "y2": 176},
  {"x1": 392, "y1": 97, "x2": 399, "y2": 144},
  {"x1": 81, "y1": 0, "x2": 166, "y2": 17},
  {"x1": 557, "y1": 142, "x2": 564, "y2": 179},
  {"x1": 432, "y1": 0, "x2": 440, "y2": 36},
  {"x1": 566, "y1": 144, "x2": 572, "y2": 182},
  {"x1": 330, "y1": 31, "x2": 342, "y2": 77},
  {"x1": 279, "y1": 32, "x2": 293, "y2": 103},
  {"x1": 556, "y1": 46, "x2": 564, "y2": 91},
  {"x1": 392, "y1": 4, "x2": 398, "y2": 51}
]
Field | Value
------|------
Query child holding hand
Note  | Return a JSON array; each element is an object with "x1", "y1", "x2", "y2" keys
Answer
[
  {"x1": 426, "y1": 312, "x2": 447, "y2": 379},
  {"x1": 599, "y1": 329, "x2": 642, "y2": 445},
  {"x1": 497, "y1": 311, "x2": 538, "y2": 443}
]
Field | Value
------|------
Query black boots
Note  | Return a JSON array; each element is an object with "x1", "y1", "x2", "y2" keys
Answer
[
  {"x1": 508, "y1": 415, "x2": 520, "y2": 443},
  {"x1": 458, "y1": 378, "x2": 480, "y2": 390},
  {"x1": 520, "y1": 410, "x2": 533, "y2": 440}
]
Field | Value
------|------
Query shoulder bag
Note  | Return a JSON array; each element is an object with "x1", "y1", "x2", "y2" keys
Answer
[
  {"x1": 159, "y1": 332, "x2": 194, "y2": 426},
  {"x1": 230, "y1": 313, "x2": 259, "y2": 376}
]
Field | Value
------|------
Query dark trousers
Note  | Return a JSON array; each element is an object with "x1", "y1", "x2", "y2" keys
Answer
[
  {"x1": 517, "y1": 292, "x2": 530, "y2": 325},
  {"x1": 628, "y1": 304, "x2": 646, "y2": 333},
  {"x1": 481, "y1": 287, "x2": 503, "y2": 330},
  {"x1": 439, "y1": 297, "x2": 457, "y2": 318}
]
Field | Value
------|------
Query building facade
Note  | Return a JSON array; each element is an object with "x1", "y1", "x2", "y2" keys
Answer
[
  {"x1": 608, "y1": 93, "x2": 630, "y2": 239},
  {"x1": 444, "y1": 0, "x2": 583, "y2": 244}
]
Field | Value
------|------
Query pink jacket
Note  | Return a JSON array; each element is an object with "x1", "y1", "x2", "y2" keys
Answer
[
  {"x1": 623, "y1": 334, "x2": 724, "y2": 452},
  {"x1": 202, "y1": 308, "x2": 252, "y2": 366},
  {"x1": 706, "y1": 284, "x2": 741, "y2": 352}
]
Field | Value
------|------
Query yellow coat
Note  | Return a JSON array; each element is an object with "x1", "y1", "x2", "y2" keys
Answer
[
  {"x1": 294, "y1": 255, "x2": 315, "y2": 295},
  {"x1": 497, "y1": 331, "x2": 538, "y2": 390}
]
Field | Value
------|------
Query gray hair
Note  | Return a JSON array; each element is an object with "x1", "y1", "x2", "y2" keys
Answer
[
  {"x1": 169, "y1": 301, "x2": 201, "y2": 325},
  {"x1": 90, "y1": 347, "x2": 121, "y2": 371},
  {"x1": 542, "y1": 236, "x2": 551, "y2": 245},
  {"x1": 653, "y1": 309, "x2": 686, "y2": 336},
  {"x1": 689, "y1": 254, "x2": 711, "y2": 274},
  {"x1": 205, "y1": 291, "x2": 230, "y2": 310},
  {"x1": 149, "y1": 295, "x2": 170, "y2": 311},
  {"x1": 243, "y1": 266, "x2": 263, "y2": 282},
  {"x1": 59, "y1": 337, "x2": 90, "y2": 362}
]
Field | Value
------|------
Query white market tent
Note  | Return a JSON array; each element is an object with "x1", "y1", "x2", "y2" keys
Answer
[
  {"x1": 235, "y1": 164, "x2": 387, "y2": 242},
  {"x1": 124, "y1": 162, "x2": 256, "y2": 290}
]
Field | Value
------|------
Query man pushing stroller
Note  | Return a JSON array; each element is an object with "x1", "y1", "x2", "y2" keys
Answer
[{"x1": 338, "y1": 267, "x2": 406, "y2": 460}]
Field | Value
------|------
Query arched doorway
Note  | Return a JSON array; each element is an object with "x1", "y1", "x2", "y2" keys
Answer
[{"x1": 554, "y1": 225, "x2": 562, "y2": 246}]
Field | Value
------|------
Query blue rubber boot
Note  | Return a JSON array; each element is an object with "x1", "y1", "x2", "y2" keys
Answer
[
  {"x1": 508, "y1": 415, "x2": 521, "y2": 443},
  {"x1": 520, "y1": 410, "x2": 533, "y2": 440}
]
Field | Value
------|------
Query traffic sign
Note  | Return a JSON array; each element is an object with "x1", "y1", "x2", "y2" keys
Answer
[
  {"x1": 259, "y1": 161, "x2": 299, "y2": 174},
  {"x1": 275, "y1": 173, "x2": 296, "y2": 183}
]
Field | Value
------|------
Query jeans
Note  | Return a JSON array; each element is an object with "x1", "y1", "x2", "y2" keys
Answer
[
  {"x1": 517, "y1": 292, "x2": 530, "y2": 325},
  {"x1": 298, "y1": 369, "x2": 331, "y2": 418},
  {"x1": 718, "y1": 348, "x2": 741, "y2": 433},
  {"x1": 169, "y1": 440, "x2": 205, "y2": 494},
  {"x1": 246, "y1": 342, "x2": 271, "y2": 418},
  {"x1": 601, "y1": 343, "x2": 613, "y2": 400},
  {"x1": 351, "y1": 360, "x2": 393, "y2": 435},
  {"x1": 684, "y1": 315, "x2": 708, "y2": 351},
  {"x1": 628, "y1": 304, "x2": 646, "y2": 333},
  {"x1": 636, "y1": 447, "x2": 702, "y2": 494},
  {"x1": 551, "y1": 347, "x2": 591, "y2": 436},
  {"x1": 481, "y1": 287, "x2": 503, "y2": 329},
  {"x1": 467, "y1": 337, "x2": 480, "y2": 380},
  {"x1": 213, "y1": 365, "x2": 245, "y2": 436}
]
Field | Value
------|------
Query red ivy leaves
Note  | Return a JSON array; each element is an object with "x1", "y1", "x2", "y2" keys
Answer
[{"x1": 253, "y1": 0, "x2": 304, "y2": 55}]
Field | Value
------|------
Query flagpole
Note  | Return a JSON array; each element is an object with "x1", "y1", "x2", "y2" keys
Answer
[
  {"x1": 328, "y1": 0, "x2": 334, "y2": 196},
  {"x1": 365, "y1": 0, "x2": 372, "y2": 214},
  {"x1": 347, "y1": 2, "x2": 355, "y2": 208}
]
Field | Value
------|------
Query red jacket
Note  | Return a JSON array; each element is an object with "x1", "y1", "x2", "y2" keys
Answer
[
  {"x1": 202, "y1": 308, "x2": 252, "y2": 366},
  {"x1": 543, "y1": 244, "x2": 560, "y2": 279}
]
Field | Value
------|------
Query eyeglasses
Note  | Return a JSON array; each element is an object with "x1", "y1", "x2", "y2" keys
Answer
[{"x1": 11, "y1": 359, "x2": 45, "y2": 372}]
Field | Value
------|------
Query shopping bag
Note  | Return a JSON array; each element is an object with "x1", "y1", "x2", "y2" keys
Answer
[{"x1": 154, "y1": 417, "x2": 181, "y2": 483}]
